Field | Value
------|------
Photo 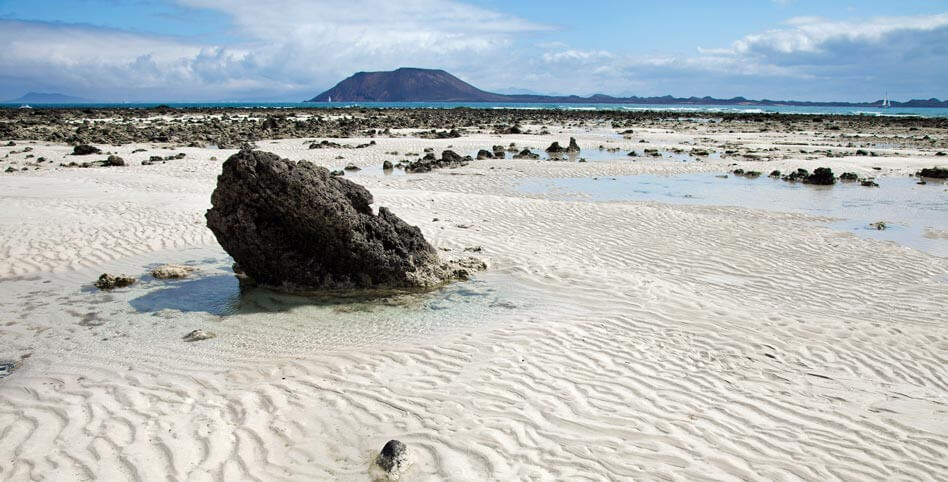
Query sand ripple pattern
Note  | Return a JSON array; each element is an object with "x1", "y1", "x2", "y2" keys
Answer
[{"x1": 1, "y1": 136, "x2": 947, "y2": 480}]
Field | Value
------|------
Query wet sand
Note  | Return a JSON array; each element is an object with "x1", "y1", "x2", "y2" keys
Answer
[{"x1": 1, "y1": 111, "x2": 947, "y2": 480}]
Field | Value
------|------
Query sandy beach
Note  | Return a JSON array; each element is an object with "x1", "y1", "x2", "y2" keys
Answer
[{"x1": 1, "y1": 111, "x2": 947, "y2": 480}]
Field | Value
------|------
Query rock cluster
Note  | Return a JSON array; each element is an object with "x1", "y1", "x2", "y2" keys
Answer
[
  {"x1": 206, "y1": 150, "x2": 478, "y2": 291},
  {"x1": 917, "y1": 167, "x2": 948, "y2": 178},
  {"x1": 404, "y1": 150, "x2": 472, "y2": 173},
  {"x1": 95, "y1": 273, "x2": 136, "y2": 290}
]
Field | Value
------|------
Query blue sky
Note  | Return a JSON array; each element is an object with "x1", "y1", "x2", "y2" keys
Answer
[{"x1": 1, "y1": 0, "x2": 946, "y2": 101}]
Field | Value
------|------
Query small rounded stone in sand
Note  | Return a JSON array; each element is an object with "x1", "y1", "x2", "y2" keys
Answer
[
  {"x1": 372, "y1": 439, "x2": 411, "y2": 481},
  {"x1": 182, "y1": 329, "x2": 216, "y2": 342}
]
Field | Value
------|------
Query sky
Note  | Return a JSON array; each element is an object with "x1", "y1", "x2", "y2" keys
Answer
[{"x1": 0, "y1": 0, "x2": 946, "y2": 102}]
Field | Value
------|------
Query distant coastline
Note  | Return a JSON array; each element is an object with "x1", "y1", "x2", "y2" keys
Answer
[{"x1": 307, "y1": 67, "x2": 948, "y2": 108}]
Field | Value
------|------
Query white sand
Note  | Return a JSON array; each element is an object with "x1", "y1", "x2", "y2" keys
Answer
[{"x1": 1, "y1": 126, "x2": 947, "y2": 480}]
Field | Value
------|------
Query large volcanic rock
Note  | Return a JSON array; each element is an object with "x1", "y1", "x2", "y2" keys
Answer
[{"x1": 206, "y1": 150, "x2": 456, "y2": 291}]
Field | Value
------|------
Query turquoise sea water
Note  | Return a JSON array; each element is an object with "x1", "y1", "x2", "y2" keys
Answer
[{"x1": 2, "y1": 101, "x2": 947, "y2": 118}]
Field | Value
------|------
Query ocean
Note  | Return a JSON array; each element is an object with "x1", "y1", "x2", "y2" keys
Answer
[{"x1": 2, "y1": 101, "x2": 948, "y2": 118}]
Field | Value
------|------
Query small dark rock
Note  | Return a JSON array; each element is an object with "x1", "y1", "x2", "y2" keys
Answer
[
  {"x1": 375, "y1": 440, "x2": 411, "y2": 478},
  {"x1": 72, "y1": 144, "x2": 101, "y2": 156},
  {"x1": 803, "y1": 167, "x2": 835, "y2": 185},
  {"x1": 95, "y1": 273, "x2": 136, "y2": 290},
  {"x1": 839, "y1": 172, "x2": 859, "y2": 181},
  {"x1": 916, "y1": 167, "x2": 948, "y2": 179},
  {"x1": 106, "y1": 155, "x2": 126, "y2": 167}
]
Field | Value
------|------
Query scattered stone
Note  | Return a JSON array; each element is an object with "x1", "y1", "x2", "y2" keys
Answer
[
  {"x1": 330, "y1": 169, "x2": 345, "y2": 176},
  {"x1": 0, "y1": 359, "x2": 23, "y2": 379},
  {"x1": 513, "y1": 149, "x2": 539, "y2": 160},
  {"x1": 768, "y1": 170, "x2": 781, "y2": 178},
  {"x1": 106, "y1": 155, "x2": 126, "y2": 166},
  {"x1": 860, "y1": 179, "x2": 880, "y2": 187},
  {"x1": 566, "y1": 137, "x2": 580, "y2": 153},
  {"x1": 72, "y1": 144, "x2": 101, "y2": 156},
  {"x1": 382, "y1": 160, "x2": 393, "y2": 170},
  {"x1": 803, "y1": 167, "x2": 835, "y2": 185},
  {"x1": 476, "y1": 149, "x2": 494, "y2": 160},
  {"x1": 869, "y1": 221, "x2": 887, "y2": 230},
  {"x1": 373, "y1": 440, "x2": 411, "y2": 481},
  {"x1": 151, "y1": 264, "x2": 196, "y2": 279},
  {"x1": 404, "y1": 150, "x2": 471, "y2": 173},
  {"x1": 916, "y1": 167, "x2": 948, "y2": 179},
  {"x1": 182, "y1": 329, "x2": 216, "y2": 342},
  {"x1": 4, "y1": 166, "x2": 15, "y2": 173},
  {"x1": 309, "y1": 140, "x2": 342, "y2": 149},
  {"x1": 492, "y1": 145, "x2": 505, "y2": 158},
  {"x1": 839, "y1": 172, "x2": 859, "y2": 181},
  {"x1": 344, "y1": 163, "x2": 361, "y2": 171},
  {"x1": 95, "y1": 273, "x2": 136, "y2": 290},
  {"x1": 936, "y1": 151, "x2": 947, "y2": 156},
  {"x1": 205, "y1": 150, "x2": 466, "y2": 291},
  {"x1": 545, "y1": 141, "x2": 566, "y2": 153}
]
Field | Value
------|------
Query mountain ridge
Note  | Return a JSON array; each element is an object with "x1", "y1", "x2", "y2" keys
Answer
[
  {"x1": 308, "y1": 68, "x2": 948, "y2": 108},
  {"x1": 4, "y1": 92, "x2": 93, "y2": 103}
]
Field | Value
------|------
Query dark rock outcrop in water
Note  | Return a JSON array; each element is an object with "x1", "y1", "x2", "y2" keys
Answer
[
  {"x1": 205, "y1": 150, "x2": 471, "y2": 291},
  {"x1": 917, "y1": 167, "x2": 948, "y2": 178},
  {"x1": 404, "y1": 150, "x2": 472, "y2": 173}
]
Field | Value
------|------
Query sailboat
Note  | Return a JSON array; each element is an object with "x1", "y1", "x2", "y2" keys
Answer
[
  {"x1": 328, "y1": 95, "x2": 332, "y2": 103},
  {"x1": 882, "y1": 91, "x2": 891, "y2": 108}
]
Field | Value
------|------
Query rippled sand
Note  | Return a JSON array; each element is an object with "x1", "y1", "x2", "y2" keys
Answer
[{"x1": 1, "y1": 125, "x2": 947, "y2": 480}]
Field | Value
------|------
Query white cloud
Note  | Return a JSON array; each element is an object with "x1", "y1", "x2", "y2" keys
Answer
[
  {"x1": 0, "y1": 0, "x2": 547, "y2": 100},
  {"x1": 0, "y1": 4, "x2": 945, "y2": 102},
  {"x1": 542, "y1": 49, "x2": 614, "y2": 63}
]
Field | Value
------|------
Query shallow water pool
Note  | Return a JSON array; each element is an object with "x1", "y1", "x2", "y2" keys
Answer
[{"x1": 519, "y1": 173, "x2": 948, "y2": 256}]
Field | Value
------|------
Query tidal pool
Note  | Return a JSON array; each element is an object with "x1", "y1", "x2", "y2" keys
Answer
[{"x1": 519, "y1": 173, "x2": 948, "y2": 256}]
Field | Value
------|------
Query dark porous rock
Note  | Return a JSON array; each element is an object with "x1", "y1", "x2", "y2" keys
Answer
[
  {"x1": 768, "y1": 170, "x2": 781, "y2": 178},
  {"x1": 492, "y1": 145, "x2": 506, "y2": 158},
  {"x1": 106, "y1": 155, "x2": 126, "y2": 166},
  {"x1": 545, "y1": 141, "x2": 566, "y2": 153},
  {"x1": 344, "y1": 163, "x2": 361, "y2": 171},
  {"x1": 73, "y1": 144, "x2": 101, "y2": 156},
  {"x1": 4, "y1": 166, "x2": 15, "y2": 173},
  {"x1": 476, "y1": 149, "x2": 494, "y2": 160},
  {"x1": 782, "y1": 168, "x2": 809, "y2": 182},
  {"x1": 330, "y1": 169, "x2": 345, "y2": 176},
  {"x1": 206, "y1": 150, "x2": 463, "y2": 291},
  {"x1": 839, "y1": 172, "x2": 859, "y2": 181},
  {"x1": 374, "y1": 440, "x2": 411, "y2": 480},
  {"x1": 860, "y1": 179, "x2": 880, "y2": 187},
  {"x1": 513, "y1": 149, "x2": 540, "y2": 160},
  {"x1": 309, "y1": 140, "x2": 342, "y2": 149},
  {"x1": 917, "y1": 167, "x2": 948, "y2": 178},
  {"x1": 803, "y1": 167, "x2": 835, "y2": 185},
  {"x1": 95, "y1": 273, "x2": 136, "y2": 290},
  {"x1": 382, "y1": 160, "x2": 393, "y2": 170},
  {"x1": 404, "y1": 150, "x2": 471, "y2": 173},
  {"x1": 567, "y1": 137, "x2": 580, "y2": 153}
]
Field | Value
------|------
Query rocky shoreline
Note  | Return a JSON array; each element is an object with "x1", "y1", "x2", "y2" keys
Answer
[{"x1": 2, "y1": 107, "x2": 946, "y2": 149}]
